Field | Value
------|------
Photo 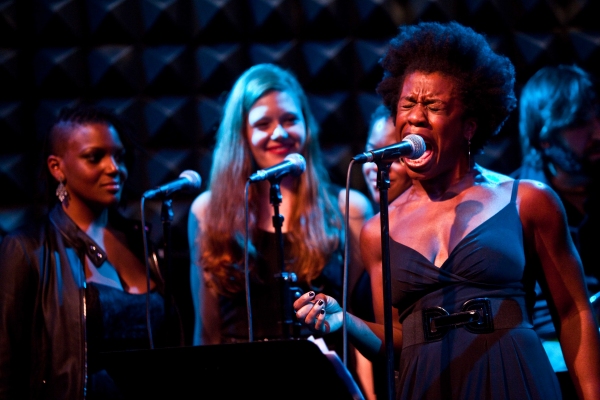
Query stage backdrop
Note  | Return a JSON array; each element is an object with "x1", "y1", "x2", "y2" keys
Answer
[{"x1": 1, "y1": 0, "x2": 599, "y2": 342}]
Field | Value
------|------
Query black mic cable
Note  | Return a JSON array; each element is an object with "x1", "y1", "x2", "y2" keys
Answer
[
  {"x1": 244, "y1": 181, "x2": 254, "y2": 342},
  {"x1": 341, "y1": 159, "x2": 355, "y2": 367},
  {"x1": 140, "y1": 195, "x2": 155, "y2": 349}
]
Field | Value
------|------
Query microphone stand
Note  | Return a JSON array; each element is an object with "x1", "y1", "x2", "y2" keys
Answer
[
  {"x1": 160, "y1": 197, "x2": 175, "y2": 344},
  {"x1": 376, "y1": 161, "x2": 395, "y2": 400},
  {"x1": 268, "y1": 179, "x2": 295, "y2": 340}
]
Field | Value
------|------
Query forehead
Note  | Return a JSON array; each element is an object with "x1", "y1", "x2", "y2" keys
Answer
[
  {"x1": 400, "y1": 71, "x2": 458, "y2": 98},
  {"x1": 61, "y1": 122, "x2": 123, "y2": 151},
  {"x1": 249, "y1": 90, "x2": 301, "y2": 115},
  {"x1": 369, "y1": 117, "x2": 396, "y2": 144}
]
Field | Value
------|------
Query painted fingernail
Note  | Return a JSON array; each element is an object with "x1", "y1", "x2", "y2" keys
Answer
[
  {"x1": 308, "y1": 291, "x2": 315, "y2": 297},
  {"x1": 317, "y1": 299, "x2": 324, "y2": 306},
  {"x1": 320, "y1": 309, "x2": 325, "y2": 315}
]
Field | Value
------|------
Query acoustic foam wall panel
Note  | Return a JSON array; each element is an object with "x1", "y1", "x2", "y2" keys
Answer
[{"x1": 3, "y1": 0, "x2": 600, "y2": 343}]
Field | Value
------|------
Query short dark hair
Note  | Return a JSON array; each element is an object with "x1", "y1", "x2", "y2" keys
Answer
[
  {"x1": 47, "y1": 104, "x2": 136, "y2": 171},
  {"x1": 376, "y1": 21, "x2": 517, "y2": 152}
]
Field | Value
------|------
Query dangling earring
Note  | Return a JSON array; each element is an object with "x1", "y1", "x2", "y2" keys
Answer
[
  {"x1": 468, "y1": 138, "x2": 472, "y2": 172},
  {"x1": 56, "y1": 181, "x2": 68, "y2": 202}
]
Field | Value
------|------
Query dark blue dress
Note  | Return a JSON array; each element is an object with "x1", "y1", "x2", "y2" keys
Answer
[{"x1": 390, "y1": 181, "x2": 562, "y2": 399}]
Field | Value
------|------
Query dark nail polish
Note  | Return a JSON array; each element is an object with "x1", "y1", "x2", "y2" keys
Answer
[
  {"x1": 320, "y1": 309, "x2": 325, "y2": 314},
  {"x1": 317, "y1": 299, "x2": 324, "y2": 306},
  {"x1": 308, "y1": 291, "x2": 315, "y2": 297}
]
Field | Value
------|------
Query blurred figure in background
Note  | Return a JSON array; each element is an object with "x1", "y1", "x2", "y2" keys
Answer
[
  {"x1": 512, "y1": 64, "x2": 600, "y2": 398},
  {"x1": 353, "y1": 103, "x2": 412, "y2": 399},
  {"x1": 187, "y1": 63, "x2": 373, "y2": 382},
  {"x1": 0, "y1": 104, "x2": 183, "y2": 399},
  {"x1": 362, "y1": 104, "x2": 412, "y2": 210}
]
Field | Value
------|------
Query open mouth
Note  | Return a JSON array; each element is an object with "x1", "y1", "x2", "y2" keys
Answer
[{"x1": 404, "y1": 143, "x2": 432, "y2": 167}]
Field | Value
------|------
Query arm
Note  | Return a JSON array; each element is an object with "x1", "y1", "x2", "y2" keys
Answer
[
  {"x1": 361, "y1": 213, "x2": 403, "y2": 357},
  {"x1": 337, "y1": 188, "x2": 374, "y2": 296},
  {"x1": 293, "y1": 214, "x2": 403, "y2": 362},
  {"x1": 188, "y1": 191, "x2": 221, "y2": 346},
  {"x1": 0, "y1": 233, "x2": 35, "y2": 398},
  {"x1": 519, "y1": 180, "x2": 600, "y2": 399},
  {"x1": 293, "y1": 290, "x2": 385, "y2": 360},
  {"x1": 337, "y1": 188, "x2": 375, "y2": 398}
]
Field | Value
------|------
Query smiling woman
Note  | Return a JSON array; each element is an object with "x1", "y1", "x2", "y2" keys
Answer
[
  {"x1": 187, "y1": 63, "x2": 373, "y2": 385},
  {"x1": 0, "y1": 104, "x2": 184, "y2": 399},
  {"x1": 246, "y1": 90, "x2": 307, "y2": 168}
]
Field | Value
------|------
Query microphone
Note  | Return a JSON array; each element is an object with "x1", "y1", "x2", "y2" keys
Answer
[
  {"x1": 248, "y1": 153, "x2": 306, "y2": 183},
  {"x1": 353, "y1": 134, "x2": 426, "y2": 163},
  {"x1": 143, "y1": 170, "x2": 202, "y2": 199}
]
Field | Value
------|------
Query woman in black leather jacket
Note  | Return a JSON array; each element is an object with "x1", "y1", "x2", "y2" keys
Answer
[{"x1": 0, "y1": 105, "x2": 183, "y2": 399}]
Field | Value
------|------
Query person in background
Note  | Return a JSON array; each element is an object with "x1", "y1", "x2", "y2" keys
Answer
[
  {"x1": 511, "y1": 64, "x2": 600, "y2": 398},
  {"x1": 0, "y1": 104, "x2": 183, "y2": 399},
  {"x1": 353, "y1": 103, "x2": 413, "y2": 399},
  {"x1": 187, "y1": 63, "x2": 373, "y2": 381},
  {"x1": 362, "y1": 104, "x2": 413, "y2": 210},
  {"x1": 295, "y1": 21, "x2": 600, "y2": 399}
]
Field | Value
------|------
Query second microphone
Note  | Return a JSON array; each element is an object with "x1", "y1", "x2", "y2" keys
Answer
[{"x1": 248, "y1": 153, "x2": 306, "y2": 183}]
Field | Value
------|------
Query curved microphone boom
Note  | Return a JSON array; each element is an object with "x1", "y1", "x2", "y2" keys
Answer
[
  {"x1": 248, "y1": 153, "x2": 306, "y2": 183},
  {"x1": 353, "y1": 134, "x2": 426, "y2": 163},
  {"x1": 143, "y1": 170, "x2": 202, "y2": 199}
]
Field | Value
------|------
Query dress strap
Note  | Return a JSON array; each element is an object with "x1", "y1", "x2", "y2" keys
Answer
[{"x1": 510, "y1": 179, "x2": 520, "y2": 204}]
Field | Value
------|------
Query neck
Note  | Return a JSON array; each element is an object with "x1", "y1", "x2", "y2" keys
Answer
[
  {"x1": 255, "y1": 176, "x2": 298, "y2": 232},
  {"x1": 255, "y1": 175, "x2": 297, "y2": 199},
  {"x1": 62, "y1": 201, "x2": 109, "y2": 233},
  {"x1": 417, "y1": 163, "x2": 478, "y2": 201}
]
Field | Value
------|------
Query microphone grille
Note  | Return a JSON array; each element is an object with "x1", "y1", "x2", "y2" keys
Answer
[
  {"x1": 403, "y1": 134, "x2": 426, "y2": 159},
  {"x1": 284, "y1": 153, "x2": 306, "y2": 176},
  {"x1": 179, "y1": 170, "x2": 202, "y2": 189}
]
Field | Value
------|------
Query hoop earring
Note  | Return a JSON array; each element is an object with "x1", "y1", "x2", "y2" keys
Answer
[
  {"x1": 56, "y1": 181, "x2": 68, "y2": 203},
  {"x1": 468, "y1": 138, "x2": 472, "y2": 172}
]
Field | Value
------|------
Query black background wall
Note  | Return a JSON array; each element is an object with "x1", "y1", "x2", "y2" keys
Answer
[{"x1": 1, "y1": 0, "x2": 599, "y2": 344}]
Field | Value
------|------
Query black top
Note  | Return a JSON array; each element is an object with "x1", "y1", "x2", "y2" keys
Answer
[{"x1": 218, "y1": 229, "x2": 344, "y2": 346}]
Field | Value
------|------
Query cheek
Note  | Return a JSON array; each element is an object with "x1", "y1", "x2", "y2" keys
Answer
[
  {"x1": 561, "y1": 133, "x2": 588, "y2": 155},
  {"x1": 363, "y1": 164, "x2": 376, "y2": 178},
  {"x1": 248, "y1": 129, "x2": 270, "y2": 148},
  {"x1": 389, "y1": 161, "x2": 405, "y2": 176},
  {"x1": 61, "y1": 159, "x2": 86, "y2": 181},
  {"x1": 288, "y1": 121, "x2": 307, "y2": 141}
]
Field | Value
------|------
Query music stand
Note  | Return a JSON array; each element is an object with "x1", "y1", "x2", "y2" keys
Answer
[{"x1": 100, "y1": 339, "x2": 364, "y2": 399}]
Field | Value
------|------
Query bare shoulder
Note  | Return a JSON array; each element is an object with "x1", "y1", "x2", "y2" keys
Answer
[
  {"x1": 516, "y1": 179, "x2": 561, "y2": 205},
  {"x1": 515, "y1": 179, "x2": 565, "y2": 223},
  {"x1": 360, "y1": 212, "x2": 381, "y2": 239},
  {"x1": 359, "y1": 212, "x2": 382, "y2": 260},
  {"x1": 190, "y1": 190, "x2": 212, "y2": 221},
  {"x1": 337, "y1": 187, "x2": 374, "y2": 220}
]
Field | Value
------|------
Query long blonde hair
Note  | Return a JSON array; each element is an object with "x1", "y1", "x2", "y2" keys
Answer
[{"x1": 201, "y1": 63, "x2": 343, "y2": 296}]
